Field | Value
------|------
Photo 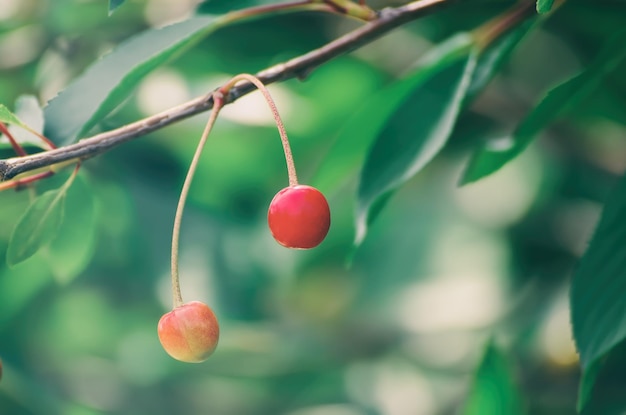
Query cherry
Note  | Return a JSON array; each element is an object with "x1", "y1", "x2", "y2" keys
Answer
[
  {"x1": 268, "y1": 184, "x2": 331, "y2": 249},
  {"x1": 157, "y1": 301, "x2": 219, "y2": 363}
]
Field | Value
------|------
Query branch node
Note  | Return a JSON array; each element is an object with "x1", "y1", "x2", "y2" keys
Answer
[
  {"x1": 0, "y1": 160, "x2": 7, "y2": 181},
  {"x1": 295, "y1": 67, "x2": 313, "y2": 81},
  {"x1": 0, "y1": 0, "x2": 451, "y2": 180}
]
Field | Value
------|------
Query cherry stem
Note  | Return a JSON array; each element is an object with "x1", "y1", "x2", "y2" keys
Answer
[
  {"x1": 219, "y1": 74, "x2": 299, "y2": 187},
  {"x1": 27, "y1": 127, "x2": 57, "y2": 150},
  {"x1": 323, "y1": 0, "x2": 376, "y2": 20},
  {"x1": 223, "y1": 1, "x2": 335, "y2": 22},
  {"x1": 62, "y1": 162, "x2": 81, "y2": 190},
  {"x1": 170, "y1": 93, "x2": 225, "y2": 309},
  {"x1": 0, "y1": 156, "x2": 81, "y2": 192},
  {"x1": 0, "y1": 122, "x2": 28, "y2": 157},
  {"x1": 473, "y1": 0, "x2": 536, "y2": 50},
  {"x1": 0, "y1": 171, "x2": 54, "y2": 191},
  {"x1": 0, "y1": 121, "x2": 56, "y2": 154}
]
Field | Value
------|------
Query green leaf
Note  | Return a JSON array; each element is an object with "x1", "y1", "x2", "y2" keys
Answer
[
  {"x1": 5, "y1": 95, "x2": 46, "y2": 149},
  {"x1": 43, "y1": 15, "x2": 219, "y2": 145},
  {"x1": 578, "y1": 358, "x2": 603, "y2": 412},
  {"x1": 0, "y1": 104, "x2": 29, "y2": 129},
  {"x1": 355, "y1": 38, "x2": 477, "y2": 245},
  {"x1": 108, "y1": 0, "x2": 125, "y2": 15},
  {"x1": 0, "y1": 257, "x2": 53, "y2": 331},
  {"x1": 461, "y1": 30, "x2": 626, "y2": 186},
  {"x1": 465, "y1": 20, "x2": 534, "y2": 103},
  {"x1": 313, "y1": 35, "x2": 474, "y2": 195},
  {"x1": 536, "y1": 0, "x2": 555, "y2": 14},
  {"x1": 462, "y1": 342, "x2": 524, "y2": 415},
  {"x1": 577, "y1": 341, "x2": 626, "y2": 415},
  {"x1": 7, "y1": 187, "x2": 68, "y2": 267},
  {"x1": 197, "y1": 0, "x2": 275, "y2": 14},
  {"x1": 45, "y1": 175, "x2": 97, "y2": 284},
  {"x1": 571, "y1": 172, "x2": 626, "y2": 370}
]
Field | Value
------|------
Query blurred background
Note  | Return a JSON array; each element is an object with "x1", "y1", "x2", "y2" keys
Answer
[{"x1": 0, "y1": 0, "x2": 625, "y2": 414}]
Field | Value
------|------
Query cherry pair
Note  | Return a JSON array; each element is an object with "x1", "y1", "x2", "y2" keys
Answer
[{"x1": 158, "y1": 74, "x2": 330, "y2": 363}]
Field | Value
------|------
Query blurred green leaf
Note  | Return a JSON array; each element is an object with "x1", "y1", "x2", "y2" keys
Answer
[
  {"x1": 578, "y1": 358, "x2": 603, "y2": 412},
  {"x1": 0, "y1": 104, "x2": 28, "y2": 129},
  {"x1": 7, "y1": 187, "x2": 69, "y2": 267},
  {"x1": 465, "y1": 21, "x2": 534, "y2": 102},
  {"x1": 108, "y1": 0, "x2": 126, "y2": 15},
  {"x1": 0, "y1": 257, "x2": 53, "y2": 331},
  {"x1": 355, "y1": 36, "x2": 477, "y2": 245},
  {"x1": 462, "y1": 341, "x2": 524, "y2": 415},
  {"x1": 4, "y1": 2, "x2": 626, "y2": 413},
  {"x1": 536, "y1": 0, "x2": 555, "y2": 14},
  {"x1": 44, "y1": 175, "x2": 97, "y2": 284},
  {"x1": 197, "y1": 0, "x2": 276, "y2": 14},
  {"x1": 5, "y1": 95, "x2": 46, "y2": 149},
  {"x1": 571, "y1": 172, "x2": 626, "y2": 370},
  {"x1": 460, "y1": 30, "x2": 626, "y2": 185},
  {"x1": 313, "y1": 35, "x2": 473, "y2": 195},
  {"x1": 43, "y1": 16, "x2": 218, "y2": 145}
]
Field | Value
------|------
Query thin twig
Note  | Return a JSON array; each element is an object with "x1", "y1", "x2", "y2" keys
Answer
[{"x1": 0, "y1": 0, "x2": 449, "y2": 181}]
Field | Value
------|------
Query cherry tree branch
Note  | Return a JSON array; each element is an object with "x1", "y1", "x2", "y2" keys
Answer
[{"x1": 0, "y1": 0, "x2": 450, "y2": 181}]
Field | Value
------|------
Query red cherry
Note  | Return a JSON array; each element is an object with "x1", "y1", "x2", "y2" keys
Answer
[
  {"x1": 157, "y1": 301, "x2": 219, "y2": 363},
  {"x1": 268, "y1": 185, "x2": 331, "y2": 249}
]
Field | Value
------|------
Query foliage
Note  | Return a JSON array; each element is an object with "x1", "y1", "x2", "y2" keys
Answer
[
  {"x1": 7, "y1": 186, "x2": 67, "y2": 267},
  {"x1": 461, "y1": 29, "x2": 626, "y2": 184},
  {"x1": 108, "y1": 0, "x2": 126, "y2": 16},
  {"x1": 536, "y1": 0, "x2": 555, "y2": 14},
  {"x1": 355, "y1": 34, "x2": 476, "y2": 244},
  {"x1": 1, "y1": 0, "x2": 626, "y2": 414},
  {"x1": 461, "y1": 341, "x2": 524, "y2": 415},
  {"x1": 43, "y1": 15, "x2": 218, "y2": 145}
]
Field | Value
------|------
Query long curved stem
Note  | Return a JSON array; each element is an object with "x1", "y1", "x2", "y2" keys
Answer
[
  {"x1": 170, "y1": 75, "x2": 296, "y2": 307},
  {"x1": 170, "y1": 93, "x2": 225, "y2": 309},
  {"x1": 219, "y1": 74, "x2": 299, "y2": 187}
]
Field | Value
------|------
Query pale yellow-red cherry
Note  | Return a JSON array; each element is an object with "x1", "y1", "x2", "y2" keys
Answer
[{"x1": 157, "y1": 301, "x2": 219, "y2": 363}]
